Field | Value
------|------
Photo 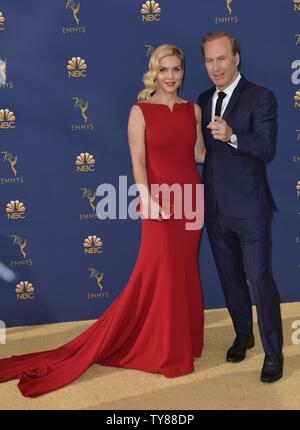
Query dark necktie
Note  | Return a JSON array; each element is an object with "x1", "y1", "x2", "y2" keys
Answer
[{"x1": 214, "y1": 91, "x2": 227, "y2": 117}]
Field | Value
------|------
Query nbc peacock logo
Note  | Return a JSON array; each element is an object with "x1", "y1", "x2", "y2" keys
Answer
[
  {"x1": 294, "y1": 90, "x2": 300, "y2": 108},
  {"x1": 0, "y1": 11, "x2": 5, "y2": 30},
  {"x1": 6, "y1": 200, "x2": 26, "y2": 220},
  {"x1": 83, "y1": 235, "x2": 103, "y2": 254},
  {"x1": 0, "y1": 109, "x2": 16, "y2": 129},
  {"x1": 67, "y1": 57, "x2": 87, "y2": 78},
  {"x1": 294, "y1": 0, "x2": 300, "y2": 11},
  {"x1": 76, "y1": 153, "x2": 95, "y2": 172},
  {"x1": 141, "y1": 1, "x2": 161, "y2": 22},
  {"x1": 15, "y1": 281, "x2": 35, "y2": 300}
]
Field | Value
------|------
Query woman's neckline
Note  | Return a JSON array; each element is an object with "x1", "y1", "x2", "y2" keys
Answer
[{"x1": 139, "y1": 100, "x2": 190, "y2": 113}]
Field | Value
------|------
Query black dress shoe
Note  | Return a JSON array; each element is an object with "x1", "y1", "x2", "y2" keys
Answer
[
  {"x1": 226, "y1": 334, "x2": 255, "y2": 362},
  {"x1": 260, "y1": 354, "x2": 283, "y2": 383}
]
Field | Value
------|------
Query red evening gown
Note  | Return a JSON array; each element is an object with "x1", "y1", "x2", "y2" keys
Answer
[{"x1": 0, "y1": 101, "x2": 204, "y2": 397}]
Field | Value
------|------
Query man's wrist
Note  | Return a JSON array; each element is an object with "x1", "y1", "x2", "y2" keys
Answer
[{"x1": 227, "y1": 129, "x2": 238, "y2": 148}]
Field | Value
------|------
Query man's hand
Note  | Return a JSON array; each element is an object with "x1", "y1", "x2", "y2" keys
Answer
[{"x1": 207, "y1": 116, "x2": 233, "y2": 142}]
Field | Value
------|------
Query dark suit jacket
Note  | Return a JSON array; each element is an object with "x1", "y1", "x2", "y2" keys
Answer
[{"x1": 197, "y1": 75, "x2": 278, "y2": 218}]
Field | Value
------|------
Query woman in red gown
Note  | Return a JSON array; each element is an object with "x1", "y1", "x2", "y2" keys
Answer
[{"x1": 0, "y1": 44, "x2": 206, "y2": 397}]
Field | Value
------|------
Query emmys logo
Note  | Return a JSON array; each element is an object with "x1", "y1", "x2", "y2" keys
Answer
[
  {"x1": 226, "y1": 0, "x2": 233, "y2": 14},
  {"x1": 11, "y1": 235, "x2": 27, "y2": 258},
  {"x1": 1, "y1": 151, "x2": 24, "y2": 185},
  {"x1": 73, "y1": 97, "x2": 88, "y2": 122},
  {"x1": 80, "y1": 187, "x2": 98, "y2": 220},
  {"x1": 63, "y1": 0, "x2": 86, "y2": 34},
  {"x1": 297, "y1": 180, "x2": 300, "y2": 196},
  {"x1": 71, "y1": 97, "x2": 94, "y2": 131},
  {"x1": 10, "y1": 235, "x2": 32, "y2": 268},
  {"x1": 215, "y1": 0, "x2": 238, "y2": 24},
  {"x1": 0, "y1": 109, "x2": 16, "y2": 129},
  {"x1": 6, "y1": 200, "x2": 26, "y2": 220},
  {"x1": 0, "y1": 59, "x2": 14, "y2": 89},
  {"x1": 1, "y1": 151, "x2": 17, "y2": 176},
  {"x1": 89, "y1": 269, "x2": 104, "y2": 290},
  {"x1": 141, "y1": 1, "x2": 161, "y2": 23},
  {"x1": 81, "y1": 188, "x2": 96, "y2": 211},
  {"x1": 294, "y1": 90, "x2": 300, "y2": 107},
  {"x1": 0, "y1": 11, "x2": 5, "y2": 30},
  {"x1": 76, "y1": 153, "x2": 95, "y2": 172},
  {"x1": 0, "y1": 58, "x2": 6, "y2": 84},
  {"x1": 15, "y1": 281, "x2": 35, "y2": 300},
  {"x1": 67, "y1": 57, "x2": 87, "y2": 78},
  {"x1": 294, "y1": 0, "x2": 300, "y2": 11},
  {"x1": 66, "y1": 0, "x2": 80, "y2": 25},
  {"x1": 145, "y1": 44, "x2": 156, "y2": 56},
  {"x1": 88, "y1": 269, "x2": 109, "y2": 299},
  {"x1": 83, "y1": 235, "x2": 103, "y2": 254}
]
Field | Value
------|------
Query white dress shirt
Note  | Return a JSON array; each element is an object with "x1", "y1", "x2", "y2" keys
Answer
[{"x1": 211, "y1": 72, "x2": 241, "y2": 148}]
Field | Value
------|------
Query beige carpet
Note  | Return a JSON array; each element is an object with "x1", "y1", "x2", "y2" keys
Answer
[{"x1": 0, "y1": 302, "x2": 299, "y2": 410}]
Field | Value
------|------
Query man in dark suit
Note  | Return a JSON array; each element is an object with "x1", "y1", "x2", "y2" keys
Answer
[{"x1": 198, "y1": 31, "x2": 283, "y2": 382}]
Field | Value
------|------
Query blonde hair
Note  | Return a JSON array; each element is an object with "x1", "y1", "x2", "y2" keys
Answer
[{"x1": 138, "y1": 44, "x2": 184, "y2": 101}]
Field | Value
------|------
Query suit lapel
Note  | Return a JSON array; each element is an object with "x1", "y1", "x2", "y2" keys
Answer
[
  {"x1": 222, "y1": 75, "x2": 247, "y2": 121},
  {"x1": 204, "y1": 88, "x2": 214, "y2": 124}
]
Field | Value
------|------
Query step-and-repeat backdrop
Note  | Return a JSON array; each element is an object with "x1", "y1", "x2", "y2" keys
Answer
[{"x1": 0, "y1": 1, "x2": 299, "y2": 327}]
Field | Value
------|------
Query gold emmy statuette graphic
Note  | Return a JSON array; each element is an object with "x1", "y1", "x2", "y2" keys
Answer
[
  {"x1": 0, "y1": 58, "x2": 6, "y2": 84},
  {"x1": 0, "y1": 109, "x2": 16, "y2": 128},
  {"x1": 295, "y1": 34, "x2": 300, "y2": 45},
  {"x1": 15, "y1": 281, "x2": 35, "y2": 300},
  {"x1": 76, "y1": 153, "x2": 95, "y2": 172},
  {"x1": 6, "y1": 200, "x2": 26, "y2": 220},
  {"x1": 67, "y1": 57, "x2": 87, "y2": 78},
  {"x1": 73, "y1": 97, "x2": 88, "y2": 122},
  {"x1": 11, "y1": 235, "x2": 27, "y2": 259},
  {"x1": 226, "y1": 0, "x2": 233, "y2": 15},
  {"x1": 66, "y1": 0, "x2": 80, "y2": 25},
  {"x1": 81, "y1": 188, "x2": 96, "y2": 212},
  {"x1": 84, "y1": 235, "x2": 103, "y2": 254},
  {"x1": 95, "y1": 272, "x2": 104, "y2": 290},
  {"x1": 141, "y1": 1, "x2": 161, "y2": 22},
  {"x1": 0, "y1": 11, "x2": 5, "y2": 30},
  {"x1": 297, "y1": 181, "x2": 300, "y2": 191},
  {"x1": 1, "y1": 151, "x2": 17, "y2": 176},
  {"x1": 89, "y1": 269, "x2": 104, "y2": 291}
]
